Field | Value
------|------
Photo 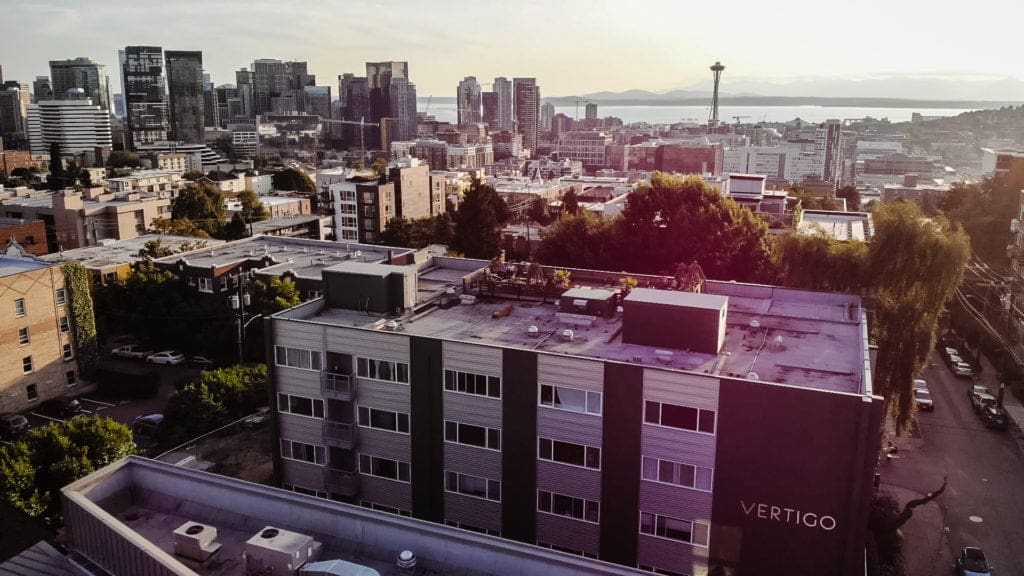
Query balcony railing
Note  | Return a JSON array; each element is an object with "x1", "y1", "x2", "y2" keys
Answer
[
  {"x1": 321, "y1": 371, "x2": 354, "y2": 401},
  {"x1": 323, "y1": 467, "x2": 359, "y2": 497},
  {"x1": 323, "y1": 421, "x2": 357, "y2": 450}
]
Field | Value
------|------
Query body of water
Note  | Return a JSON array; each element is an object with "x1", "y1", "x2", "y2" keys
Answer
[{"x1": 424, "y1": 103, "x2": 976, "y2": 126}]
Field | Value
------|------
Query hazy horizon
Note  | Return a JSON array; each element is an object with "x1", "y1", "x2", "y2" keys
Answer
[{"x1": 2, "y1": 0, "x2": 1022, "y2": 100}]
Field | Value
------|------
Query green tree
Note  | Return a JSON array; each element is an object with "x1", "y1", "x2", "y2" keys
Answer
[
  {"x1": 939, "y1": 178, "x2": 1017, "y2": 272},
  {"x1": 106, "y1": 150, "x2": 140, "y2": 169},
  {"x1": 164, "y1": 364, "x2": 268, "y2": 439},
  {"x1": 182, "y1": 170, "x2": 205, "y2": 181},
  {"x1": 619, "y1": 172, "x2": 772, "y2": 281},
  {"x1": 150, "y1": 216, "x2": 211, "y2": 238},
  {"x1": 381, "y1": 216, "x2": 414, "y2": 247},
  {"x1": 536, "y1": 212, "x2": 620, "y2": 270},
  {"x1": 769, "y1": 232, "x2": 869, "y2": 293},
  {"x1": 430, "y1": 212, "x2": 455, "y2": 245},
  {"x1": 372, "y1": 157, "x2": 388, "y2": 177},
  {"x1": 171, "y1": 183, "x2": 226, "y2": 236},
  {"x1": 870, "y1": 202, "x2": 970, "y2": 432},
  {"x1": 451, "y1": 180, "x2": 509, "y2": 259},
  {"x1": 561, "y1": 188, "x2": 580, "y2": 216},
  {"x1": 63, "y1": 262, "x2": 99, "y2": 376},
  {"x1": 238, "y1": 189, "x2": 270, "y2": 223},
  {"x1": 0, "y1": 417, "x2": 135, "y2": 519},
  {"x1": 250, "y1": 277, "x2": 301, "y2": 314},
  {"x1": 837, "y1": 185, "x2": 861, "y2": 211},
  {"x1": 138, "y1": 238, "x2": 174, "y2": 259},
  {"x1": 272, "y1": 168, "x2": 315, "y2": 192},
  {"x1": 527, "y1": 196, "x2": 552, "y2": 225},
  {"x1": 47, "y1": 143, "x2": 64, "y2": 191},
  {"x1": 222, "y1": 212, "x2": 248, "y2": 240}
]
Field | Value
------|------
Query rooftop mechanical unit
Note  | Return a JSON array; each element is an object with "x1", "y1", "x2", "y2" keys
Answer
[
  {"x1": 172, "y1": 521, "x2": 221, "y2": 562},
  {"x1": 244, "y1": 526, "x2": 323, "y2": 575}
]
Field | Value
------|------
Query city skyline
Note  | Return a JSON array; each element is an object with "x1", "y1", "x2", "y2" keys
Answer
[{"x1": 1, "y1": 0, "x2": 1022, "y2": 100}]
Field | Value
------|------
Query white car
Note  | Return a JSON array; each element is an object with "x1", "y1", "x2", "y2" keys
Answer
[
  {"x1": 914, "y1": 388, "x2": 934, "y2": 411},
  {"x1": 952, "y1": 362, "x2": 973, "y2": 378},
  {"x1": 913, "y1": 378, "x2": 927, "y2": 391},
  {"x1": 146, "y1": 350, "x2": 185, "y2": 365}
]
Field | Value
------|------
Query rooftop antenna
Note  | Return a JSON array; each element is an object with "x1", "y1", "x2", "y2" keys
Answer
[{"x1": 708, "y1": 61, "x2": 725, "y2": 133}]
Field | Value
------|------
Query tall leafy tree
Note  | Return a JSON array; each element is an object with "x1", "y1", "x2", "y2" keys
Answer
[
  {"x1": 271, "y1": 168, "x2": 315, "y2": 192},
  {"x1": 238, "y1": 189, "x2": 270, "y2": 223},
  {"x1": 451, "y1": 180, "x2": 509, "y2": 259},
  {"x1": 561, "y1": 188, "x2": 581, "y2": 216},
  {"x1": 47, "y1": 143, "x2": 64, "y2": 191},
  {"x1": 837, "y1": 185, "x2": 861, "y2": 211},
  {"x1": 172, "y1": 183, "x2": 226, "y2": 236},
  {"x1": 527, "y1": 196, "x2": 552, "y2": 225},
  {"x1": 536, "y1": 212, "x2": 620, "y2": 270},
  {"x1": 106, "y1": 150, "x2": 140, "y2": 169}
]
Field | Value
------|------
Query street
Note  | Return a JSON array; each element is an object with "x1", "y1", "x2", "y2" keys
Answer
[{"x1": 880, "y1": 351, "x2": 1024, "y2": 575}]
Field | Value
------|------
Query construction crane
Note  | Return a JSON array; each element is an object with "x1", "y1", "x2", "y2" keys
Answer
[
  {"x1": 575, "y1": 99, "x2": 590, "y2": 121},
  {"x1": 424, "y1": 95, "x2": 432, "y2": 116},
  {"x1": 319, "y1": 117, "x2": 380, "y2": 160},
  {"x1": 732, "y1": 115, "x2": 751, "y2": 125}
]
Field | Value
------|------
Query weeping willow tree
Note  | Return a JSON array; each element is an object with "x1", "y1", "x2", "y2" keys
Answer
[{"x1": 869, "y1": 202, "x2": 970, "y2": 433}]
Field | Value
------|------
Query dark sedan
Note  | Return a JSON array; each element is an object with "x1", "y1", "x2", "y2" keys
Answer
[{"x1": 36, "y1": 397, "x2": 83, "y2": 419}]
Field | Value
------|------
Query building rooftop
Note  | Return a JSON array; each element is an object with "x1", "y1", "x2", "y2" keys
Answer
[
  {"x1": 0, "y1": 254, "x2": 51, "y2": 277},
  {"x1": 155, "y1": 235, "x2": 414, "y2": 275},
  {"x1": 287, "y1": 261, "x2": 870, "y2": 395},
  {"x1": 62, "y1": 456, "x2": 641, "y2": 576},
  {"x1": 799, "y1": 210, "x2": 875, "y2": 242},
  {"x1": 40, "y1": 234, "x2": 225, "y2": 270}
]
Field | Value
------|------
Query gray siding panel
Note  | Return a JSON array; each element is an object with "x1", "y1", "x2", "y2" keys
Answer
[
  {"x1": 637, "y1": 534, "x2": 706, "y2": 575},
  {"x1": 643, "y1": 369, "x2": 719, "y2": 411},
  {"x1": 358, "y1": 475, "x2": 412, "y2": 511},
  {"x1": 536, "y1": 460, "x2": 601, "y2": 502},
  {"x1": 357, "y1": 380, "x2": 410, "y2": 412},
  {"x1": 443, "y1": 391, "x2": 502, "y2": 428},
  {"x1": 327, "y1": 327, "x2": 410, "y2": 363},
  {"x1": 444, "y1": 442, "x2": 502, "y2": 478},
  {"x1": 442, "y1": 341, "x2": 503, "y2": 376},
  {"x1": 275, "y1": 366, "x2": 321, "y2": 396},
  {"x1": 444, "y1": 493, "x2": 502, "y2": 532},
  {"x1": 642, "y1": 424, "x2": 717, "y2": 468},
  {"x1": 281, "y1": 459, "x2": 325, "y2": 491},
  {"x1": 536, "y1": 513, "x2": 600, "y2": 556},
  {"x1": 279, "y1": 413, "x2": 324, "y2": 443},
  {"x1": 275, "y1": 320, "x2": 325, "y2": 350},
  {"x1": 537, "y1": 408, "x2": 602, "y2": 449},
  {"x1": 537, "y1": 354, "x2": 604, "y2": 393},
  {"x1": 358, "y1": 427, "x2": 411, "y2": 462},
  {"x1": 638, "y1": 480, "x2": 713, "y2": 521}
]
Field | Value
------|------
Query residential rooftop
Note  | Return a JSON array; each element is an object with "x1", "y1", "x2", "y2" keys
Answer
[
  {"x1": 282, "y1": 259, "x2": 870, "y2": 395},
  {"x1": 62, "y1": 456, "x2": 642, "y2": 576},
  {"x1": 0, "y1": 254, "x2": 51, "y2": 277},
  {"x1": 799, "y1": 210, "x2": 875, "y2": 242},
  {"x1": 40, "y1": 234, "x2": 226, "y2": 270}
]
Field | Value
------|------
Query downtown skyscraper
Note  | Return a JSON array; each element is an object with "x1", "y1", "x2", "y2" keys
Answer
[
  {"x1": 49, "y1": 57, "x2": 111, "y2": 111},
  {"x1": 456, "y1": 76, "x2": 482, "y2": 125},
  {"x1": 120, "y1": 46, "x2": 169, "y2": 149},
  {"x1": 165, "y1": 50, "x2": 205, "y2": 143},
  {"x1": 513, "y1": 77, "x2": 540, "y2": 155},
  {"x1": 366, "y1": 61, "x2": 417, "y2": 145}
]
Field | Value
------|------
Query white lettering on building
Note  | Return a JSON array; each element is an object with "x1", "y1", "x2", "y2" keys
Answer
[{"x1": 740, "y1": 500, "x2": 837, "y2": 532}]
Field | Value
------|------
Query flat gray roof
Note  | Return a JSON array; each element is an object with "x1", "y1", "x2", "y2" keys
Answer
[
  {"x1": 62, "y1": 457, "x2": 642, "y2": 576},
  {"x1": 153, "y1": 236, "x2": 412, "y2": 271},
  {"x1": 625, "y1": 287, "x2": 727, "y2": 310},
  {"x1": 40, "y1": 235, "x2": 226, "y2": 270},
  {"x1": 0, "y1": 256, "x2": 51, "y2": 277}
]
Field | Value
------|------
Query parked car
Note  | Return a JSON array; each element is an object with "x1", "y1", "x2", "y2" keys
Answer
[
  {"x1": 970, "y1": 392, "x2": 996, "y2": 413},
  {"x1": 36, "y1": 396, "x2": 83, "y2": 419},
  {"x1": 955, "y1": 546, "x2": 992, "y2": 576},
  {"x1": 913, "y1": 378, "x2": 928, "y2": 391},
  {"x1": 146, "y1": 350, "x2": 186, "y2": 365},
  {"x1": 944, "y1": 347, "x2": 960, "y2": 362},
  {"x1": 132, "y1": 414, "x2": 165, "y2": 447},
  {"x1": 0, "y1": 414, "x2": 30, "y2": 439},
  {"x1": 969, "y1": 384, "x2": 990, "y2": 400},
  {"x1": 952, "y1": 361, "x2": 974, "y2": 378},
  {"x1": 188, "y1": 355, "x2": 215, "y2": 368},
  {"x1": 111, "y1": 344, "x2": 155, "y2": 360},
  {"x1": 981, "y1": 405, "x2": 1009, "y2": 430},
  {"x1": 914, "y1": 388, "x2": 934, "y2": 411}
]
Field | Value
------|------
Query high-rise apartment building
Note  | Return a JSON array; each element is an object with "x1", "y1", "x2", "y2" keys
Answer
[
  {"x1": 457, "y1": 76, "x2": 482, "y2": 125},
  {"x1": 514, "y1": 78, "x2": 540, "y2": 156},
  {"x1": 120, "y1": 46, "x2": 170, "y2": 150},
  {"x1": 235, "y1": 68, "x2": 254, "y2": 119},
  {"x1": 388, "y1": 77, "x2": 418, "y2": 143},
  {"x1": 164, "y1": 50, "x2": 205, "y2": 143},
  {"x1": 252, "y1": 59, "x2": 313, "y2": 117},
  {"x1": 266, "y1": 259, "x2": 882, "y2": 576},
  {"x1": 482, "y1": 91, "x2": 499, "y2": 131},
  {"x1": 366, "y1": 62, "x2": 416, "y2": 148},
  {"x1": 252, "y1": 59, "x2": 285, "y2": 117},
  {"x1": 27, "y1": 99, "x2": 113, "y2": 156},
  {"x1": 32, "y1": 76, "x2": 53, "y2": 102},
  {"x1": 49, "y1": 57, "x2": 111, "y2": 111},
  {"x1": 585, "y1": 102, "x2": 598, "y2": 120},
  {"x1": 338, "y1": 73, "x2": 371, "y2": 151},
  {"x1": 540, "y1": 101, "x2": 555, "y2": 131},
  {"x1": 493, "y1": 77, "x2": 513, "y2": 132},
  {"x1": 0, "y1": 82, "x2": 31, "y2": 148}
]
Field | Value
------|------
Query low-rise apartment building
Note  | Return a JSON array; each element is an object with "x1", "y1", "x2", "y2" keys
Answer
[{"x1": 266, "y1": 258, "x2": 882, "y2": 576}]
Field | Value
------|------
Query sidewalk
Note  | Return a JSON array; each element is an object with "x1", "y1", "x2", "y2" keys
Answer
[
  {"x1": 880, "y1": 485, "x2": 951, "y2": 576},
  {"x1": 972, "y1": 349, "x2": 1024, "y2": 457}
]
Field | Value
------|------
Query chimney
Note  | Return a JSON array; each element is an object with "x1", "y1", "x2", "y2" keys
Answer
[{"x1": 903, "y1": 173, "x2": 919, "y2": 188}]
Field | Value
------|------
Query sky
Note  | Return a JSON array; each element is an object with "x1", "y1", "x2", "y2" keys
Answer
[{"x1": 1, "y1": 0, "x2": 1022, "y2": 99}]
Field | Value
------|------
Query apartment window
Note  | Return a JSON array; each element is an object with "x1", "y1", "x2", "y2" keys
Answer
[
  {"x1": 358, "y1": 406, "x2": 410, "y2": 433},
  {"x1": 539, "y1": 384, "x2": 601, "y2": 415},
  {"x1": 59, "y1": 316, "x2": 70, "y2": 333},
  {"x1": 277, "y1": 394, "x2": 324, "y2": 418},
  {"x1": 359, "y1": 454, "x2": 410, "y2": 482},
  {"x1": 537, "y1": 542, "x2": 597, "y2": 559},
  {"x1": 280, "y1": 439, "x2": 325, "y2": 465},
  {"x1": 641, "y1": 457, "x2": 713, "y2": 492},
  {"x1": 639, "y1": 512, "x2": 710, "y2": 547},
  {"x1": 445, "y1": 520, "x2": 499, "y2": 537},
  {"x1": 55, "y1": 288, "x2": 67, "y2": 306},
  {"x1": 23, "y1": 356, "x2": 32, "y2": 374},
  {"x1": 66, "y1": 370, "x2": 77, "y2": 387},
  {"x1": 274, "y1": 346, "x2": 322, "y2": 371},
  {"x1": 285, "y1": 484, "x2": 328, "y2": 499},
  {"x1": 444, "y1": 369, "x2": 500, "y2": 398},
  {"x1": 197, "y1": 277, "x2": 212, "y2": 292},
  {"x1": 360, "y1": 501, "x2": 412, "y2": 517},
  {"x1": 26, "y1": 384, "x2": 38, "y2": 401},
  {"x1": 644, "y1": 401, "x2": 716, "y2": 434},
  {"x1": 445, "y1": 420, "x2": 500, "y2": 450},
  {"x1": 538, "y1": 437, "x2": 600, "y2": 470},
  {"x1": 62, "y1": 343, "x2": 74, "y2": 360},
  {"x1": 537, "y1": 490, "x2": 599, "y2": 523},
  {"x1": 638, "y1": 566, "x2": 689, "y2": 576},
  {"x1": 18, "y1": 327, "x2": 29, "y2": 345},
  {"x1": 445, "y1": 470, "x2": 501, "y2": 501},
  {"x1": 14, "y1": 298, "x2": 26, "y2": 317},
  {"x1": 356, "y1": 358, "x2": 408, "y2": 383}
]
